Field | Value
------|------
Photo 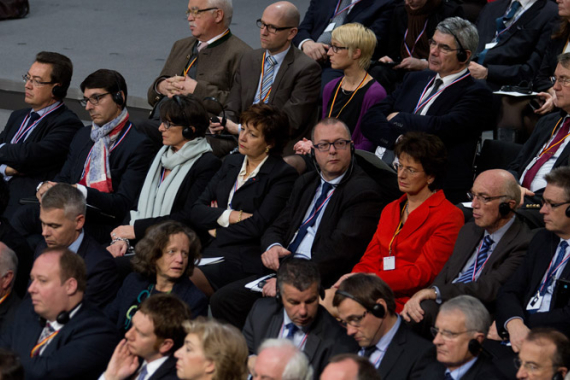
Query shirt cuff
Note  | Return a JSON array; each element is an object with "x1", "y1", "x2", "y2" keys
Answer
[
  {"x1": 298, "y1": 39, "x2": 313, "y2": 50},
  {"x1": 217, "y1": 210, "x2": 232, "y2": 227},
  {"x1": 0, "y1": 165, "x2": 12, "y2": 181},
  {"x1": 76, "y1": 184, "x2": 88, "y2": 199},
  {"x1": 266, "y1": 243, "x2": 283, "y2": 252},
  {"x1": 432, "y1": 286, "x2": 443, "y2": 304},
  {"x1": 504, "y1": 316, "x2": 524, "y2": 332}
]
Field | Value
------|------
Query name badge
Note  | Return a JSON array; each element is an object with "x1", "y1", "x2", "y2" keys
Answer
[
  {"x1": 383, "y1": 256, "x2": 395, "y2": 271},
  {"x1": 324, "y1": 23, "x2": 336, "y2": 33},
  {"x1": 526, "y1": 291, "x2": 543, "y2": 311},
  {"x1": 485, "y1": 42, "x2": 498, "y2": 50}
]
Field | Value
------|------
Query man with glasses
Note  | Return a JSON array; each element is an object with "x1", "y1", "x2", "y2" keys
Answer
[
  {"x1": 421, "y1": 295, "x2": 504, "y2": 379},
  {"x1": 361, "y1": 17, "x2": 493, "y2": 204},
  {"x1": 0, "y1": 51, "x2": 83, "y2": 218},
  {"x1": 507, "y1": 53, "x2": 570, "y2": 229},
  {"x1": 333, "y1": 273, "x2": 432, "y2": 379},
  {"x1": 219, "y1": 1, "x2": 320, "y2": 138},
  {"x1": 515, "y1": 328, "x2": 570, "y2": 380},
  {"x1": 402, "y1": 169, "x2": 531, "y2": 338}
]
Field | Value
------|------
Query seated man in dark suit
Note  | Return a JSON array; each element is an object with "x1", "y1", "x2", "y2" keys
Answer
[
  {"x1": 14, "y1": 69, "x2": 154, "y2": 243},
  {"x1": 0, "y1": 51, "x2": 83, "y2": 218},
  {"x1": 362, "y1": 17, "x2": 493, "y2": 203},
  {"x1": 0, "y1": 247, "x2": 118, "y2": 380},
  {"x1": 320, "y1": 354, "x2": 381, "y2": 380},
  {"x1": 421, "y1": 295, "x2": 505, "y2": 379},
  {"x1": 244, "y1": 259, "x2": 358, "y2": 377},
  {"x1": 35, "y1": 184, "x2": 119, "y2": 308},
  {"x1": 402, "y1": 169, "x2": 531, "y2": 337},
  {"x1": 333, "y1": 273, "x2": 432, "y2": 380},
  {"x1": 515, "y1": 328, "x2": 570, "y2": 379},
  {"x1": 468, "y1": 0, "x2": 557, "y2": 90},
  {"x1": 209, "y1": 118, "x2": 386, "y2": 328},
  {"x1": 100, "y1": 294, "x2": 190, "y2": 380},
  {"x1": 213, "y1": 1, "x2": 321, "y2": 138},
  {"x1": 0, "y1": 243, "x2": 21, "y2": 331}
]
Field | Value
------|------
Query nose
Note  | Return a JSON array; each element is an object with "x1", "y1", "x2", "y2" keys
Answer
[
  {"x1": 174, "y1": 252, "x2": 184, "y2": 263},
  {"x1": 432, "y1": 332, "x2": 443, "y2": 345},
  {"x1": 239, "y1": 129, "x2": 247, "y2": 142},
  {"x1": 125, "y1": 326, "x2": 134, "y2": 340},
  {"x1": 24, "y1": 79, "x2": 32, "y2": 89},
  {"x1": 327, "y1": 47, "x2": 334, "y2": 56},
  {"x1": 471, "y1": 195, "x2": 481, "y2": 209},
  {"x1": 346, "y1": 324, "x2": 357, "y2": 336},
  {"x1": 41, "y1": 225, "x2": 50, "y2": 238},
  {"x1": 28, "y1": 280, "x2": 35, "y2": 294},
  {"x1": 515, "y1": 366, "x2": 527, "y2": 379},
  {"x1": 174, "y1": 346, "x2": 183, "y2": 359},
  {"x1": 85, "y1": 100, "x2": 94, "y2": 111},
  {"x1": 553, "y1": 77, "x2": 563, "y2": 91},
  {"x1": 298, "y1": 304, "x2": 308, "y2": 317},
  {"x1": 159, "y1": 122, "x2": 166, "y2": 132}
]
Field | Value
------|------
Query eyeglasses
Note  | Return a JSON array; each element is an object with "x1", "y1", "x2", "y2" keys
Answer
[
  {"x1": 466, "y1": 192, "x2": 508, "y2": 204},
  {"x1": 80, "y1": 93, "x2": 111, "y2": 107},
  {"x1": 329, "y1": 45, "x2": 348, "y2": 53},
  {"x1": 430, "y1": 327, "x2": 476, "y2": 340},
  {"x1": 256, "y1": 19, "x2": 295, "y2": 34},
  {"x1": 22, "y1": 74, "x2": 55, "y2": 87},
  {"x1": 164, "y1": 249, "x2": 190, "y2": 259},
  {"x1": 392, "y1": 162, "x2": 424, "y2": 176},
  {"x1": 513, "y1": 358, "x2": 560, "y2": 374},
  {"x1": 313, "y1": 139, "x2": 352, "y2": 152},
  {"x1": 541, "y1": 199, "x2": 570, "y2": 210},
  {"x1": 161, "y1": 120, "x2": 184, "y2": 130},
  {"x1": 428, "y1": 39, "x2": 460, "y2": 54},
  {"x1": 339, "y1": 310, "x2": 368, "y2": 327},
  {"x1": 551, "y1": 76, "x2": 570, "y2": 87},
  {"x1": 186, "y1": 7, "x2": 218, "y2": 17}
]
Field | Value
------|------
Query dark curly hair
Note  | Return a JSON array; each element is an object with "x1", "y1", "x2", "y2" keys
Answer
[{"x1": 240, "y1": 103, "x2": 290, "y2": 155}]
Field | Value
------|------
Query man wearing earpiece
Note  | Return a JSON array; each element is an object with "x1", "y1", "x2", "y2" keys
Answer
[
  {"x1": 516, "y1": 328, "x2": 570, "y2": 380},
  {"x1": 333, "y1": 273, "x2": 432, "y2": 380},
  {"x1": 0, "y1": 247, "x2": 118, "y2": 380},
  {"x1": 243, "y1": 259, "x2": 358, "y2": 377},
  {"x1": 361, "y1": 16, "x2": 493, "y2": 204},
  {"x1": 421, "y1": 295, "x2": 505, "y2": 379},
  {"x1": 0, "y1": 51, "x2": 83, "y2": 219}
]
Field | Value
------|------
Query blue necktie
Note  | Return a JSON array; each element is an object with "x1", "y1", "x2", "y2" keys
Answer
[
  {"x1": 137, "y1": 365, "x2": 148, "y2": 380},
  {"x1": 257, "y1": 55, "x2": 276, "y2": 104},
  {"x1": 285, "y1": 323, "x2": 298, "y2": 340},
  {"x1": 456, "y1": 235, "x2": 494, "y2": 283},
  {"x1": 478, "y1": 1, "x2": 521, "y2": 63},
  {"x1": 445, "y1": 372, "x2": 454, "y2": 380},
  {"x1": 288, "y1": 182, "x2": 333, "y2": 253},
  {"x1": 541, "y1": 241, "x2": 569, "y2": 296}
]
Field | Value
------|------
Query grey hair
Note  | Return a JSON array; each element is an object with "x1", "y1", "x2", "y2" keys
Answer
[
  {"x1": 558, "y1": 52, "x2": 570, "y2": 70},
  {"x1": 258, "y1": 339, "x2": 314, "y2": 380},
  {"x1": 41, "y1": 183, "x2": 86, "y2": 219},
  {"x1": 439, "y1": 295, "x2": 491, "y2": 335},
  {"x1": 545, "y1": 166, "x2": 570, "y2": 201},
  {"x1": 0, "y1": 243, "x2": 17, "y2": 283},
  {"x1": 208, "y1": 0, "x2": 233, "y2": 27},
  {"x1": 436, "y1": 17, "x2": 478, "y2": 63}
]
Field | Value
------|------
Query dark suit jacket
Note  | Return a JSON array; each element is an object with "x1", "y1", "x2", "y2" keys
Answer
[
  {"x1": 0, "y1": 292, "x2": 20, "y2": 333},
  {"x1": 0, "y1": 105, "x2": 83, "y2": 217},
  {"x1": 147, "y1": 355, "x2": 178, "y2": 380},
  {"x1": 535, "y1": 34, "x2": 567, "y2": 92},
  {"x1": 190, "y1": 154, "x2": 298, "y2": 274},
  {"x1": 261, "y1": 164, "x2": 384, "y2": 287},
  {"x1": 224, "y1": 47, "x2": 321, "y2": 135},
  {"x1": 0, "y1": 216, "x2": 33, "y2": 298},
  {"x1": 496, "y1": 229, "x2": 570, "y2": 337},
  {"x1": 475, "y1": 0, "x2": 558, "y2": 90},
  {"x1": 293, "y1": 0, "x2": 396, "y2": 58},
  {"x1": 35, "y1": 233, "x2": 119, "y2": 308},
  {"x1": 243, "y1": 298, "x2": 359, "y2": 376},
  {"x1": 147, "y1": 32, "x2": 252, "y2": 110},
  {"x1": 362, "y1": 70, "x2": 493, "y2": 196},
  {"x1": 0, "y1": 299, "x2": 119, "y2": 380},
  {"x1": 420, "y1": 355, "x2": 507, "y2": 380}
]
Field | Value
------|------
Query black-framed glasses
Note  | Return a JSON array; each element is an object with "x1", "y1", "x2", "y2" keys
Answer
[
  {"x1": 161, "y1": 120, "x2": 184, "y2": 130},
  {"x1": 392, "y1": 163, "x2": 424, "y2": 176},
  {"x1": 541, "y1": 199, "x2": 570, "y2": 209},
  {"x1": 430, "y1": 327, "x2": 476, "y2": 340},
  {"x1": 22, "y1": 74, "x2": 55, "y2": 87},
  {"x1": 339, "y1": 310, "x2": 368, "y2": 328},
  {"x1": 256, "y1": 19, "x2": 295, "y2": 34},
  {"x1": 466, "y1": 192, "x2": 508, "y2": 204},
  {"x1": 186, "y1": 7, "x2": 218, "y2": 17},
  {"x1": 313, "y1": 139, "x2": 352, "y2": 152},
  {"x1": 428, "y1": 39, "x2": 460, "y2": 54},
  {"x1": 80, "y1": 93, "x2": 111, "y2": 107},
  {"x1": 329, "y1": 45, "x2": 348, "y2": 53}
]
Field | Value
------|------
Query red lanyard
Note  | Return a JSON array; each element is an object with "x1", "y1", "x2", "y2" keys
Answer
[
  {"x1": 12, "y1": 103, "x2": 63, "y2": 143},
  {"x1": 330, "y1": 0, "x2": 363, "y2": 20},
  {"x1": 413, "y1": 72, "x2": 470, "y2": 114},
  {"x1": 403, "y1": 19, "x2": 429, "y2": 58}
]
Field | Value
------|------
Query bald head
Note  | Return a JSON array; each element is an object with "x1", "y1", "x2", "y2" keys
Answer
[
  {"x1": 267, "y1": 1, "x2": 300, "y2": 27},
  {"x1": 477, "y1": 169, "x2": 520, "y2": 205}
]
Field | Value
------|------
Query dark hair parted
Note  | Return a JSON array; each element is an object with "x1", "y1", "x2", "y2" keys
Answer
[
  {"x1": 277, "y1": 258, "x2": 320, "y2": 293},
  {"x1": 80, "y1": 69, "x2": 128, "y2": 108},
  {"x1": 138, "y1": 293, "x2": 191, "y2": 354},
  {"x1": 40, "y1": 247, "x2": 87, "y2": 293},
  {"x1": 35, "y1": 51, "x2": 73, "y2": 99},
  {"x1": 333, "y1": 273, "x2": 396, "y2": 315},
  {"x1": 328, "y1": 354, "x2": 381, "y2": 380},
  {"x1": 159, "y1": 95, "x2": 210, "y2": 138},
  {"x1": 0, "y1": 348, "x2": 24, "y2": 380},
  {"x1": 132, "y1": 221, "x2": 201, "y2": 279},
  {"x1": 526, "y1": 328, "x2": 570, "y2": 369},
  {"x1": 394, "y1": 131, "x2": 448, "y2": 191},
  {"x1": 240, "y1": 104, "x2": 290, "y2": 155}
]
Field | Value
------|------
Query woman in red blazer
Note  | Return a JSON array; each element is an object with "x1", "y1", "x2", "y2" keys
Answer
[{"x1": 329, "y1": 132, "x2": 464, "y2": 313}]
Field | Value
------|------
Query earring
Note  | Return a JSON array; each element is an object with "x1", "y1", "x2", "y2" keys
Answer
[{"x1": 265, "y1": 147, "x2": 270, "y2": 153}]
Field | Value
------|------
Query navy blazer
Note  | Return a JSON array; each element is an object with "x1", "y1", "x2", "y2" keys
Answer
[
  {"x1": 535, "y1": 34, "x2": 567, "y2": 92},
  {"x1": 496, "y1": 229, "x2": 570, "y2": 337},
  {"x1": 105, "y1": 272, "x2": 208, "y2": 332},
  {"x1": 293, "y1": 0, "x2": 396, "y2": 58},
  {"x1": 362, "y1": 70, "x2": 493, "y2": 196},
  {"x1": 143, "y1": 355, "x2": 178, "y2": 380},
  {"x1": 190, "y1": 154, "x2": 298, "y2": 274},
  {"x1": 419, "y1": 355, "x2": 507, "y2": 380},
  {"x1": 475, "y1": 0, "x2": 558, "y2": 90},
  {"x1": 35, "y1": 233, "x2": 119, "y2": 309},
  {"x1": 0, "y1": 299, "x2": 119, "y2": 380},
  {"x1": 0, "y1": 105, "x2": 83, "y2": 217},
  {"x1": 243, "y1": 298, "x2": 359, "y2": 376}
]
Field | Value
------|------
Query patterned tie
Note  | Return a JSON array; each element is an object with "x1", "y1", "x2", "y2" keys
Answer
[
  {"x1": 137, "y1": 364, "x2": 148, "y2": 380},
  {"x1": 258, "y1": 55, "x2": 277, "y2": 104},
  {"x1": 522, "y1": 118, "x2": 570, "y2": 189},
  {"x1": 478, "y1": 1, "x2": 521, "y2": 63},
  {"x1": 288, "y1": 182, "x2": 333, "y2": 253},
  {"x1": 541, "y1": 241, "x2": 569, "y2": 296},
  {"x1": 33, "y1": 323, "x2": 55, "y2": 357},
  {"x1": 456, "y1": 235, "x2": 494, "y2": 283},
  {"x1": 317, "y1": 0, "x2": 352, "y2": 44},
  {"x1": 285, "y1": 323, "x2": 298, "y2": 340}
]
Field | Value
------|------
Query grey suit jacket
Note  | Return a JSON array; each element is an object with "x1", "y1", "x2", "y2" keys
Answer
[
  {"x1": 224, "y1": 46, "x2": 321, "y2": 135},
  {"x1": 147, "y1": 31, "x2": 251, "y2": 110}
]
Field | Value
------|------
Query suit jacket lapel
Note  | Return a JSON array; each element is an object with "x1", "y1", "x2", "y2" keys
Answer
[
  {"x1": 482, "y1": 218, "x2": 519, "y2": 274},
  {"x1": 269, "y1": 47, "x2": 294, "y2": 103},
  {"x1": 246, "y1": 51, "x2": 265, "y2": 105},
  {"x1": 219, "y1": 160, "x2": 242, "y2": 208},
  {"x1": 379, "y1": 323, "x2": 405, "y2": 378},
  {"x1": 531, "y1": 234, "x2": 559, "y2": 292},
  {"x1": 495, "y1": 0, "x2": 545, "y2": 48},
  {"x1": 345, "y1": 0, "x2": 371, "y2": 22},
  {"x1": 290, "y1": 177, "x2": 320, "y2": 240},
  {"x1": 449, "y1": 227, "x2": 483, "y2": 281},
  {"x1": 268, "y1": 311, "x2": 284, "y2": 339},
  {"x1": 428, "y1": 75, "x2": 472, "y2": 115}
]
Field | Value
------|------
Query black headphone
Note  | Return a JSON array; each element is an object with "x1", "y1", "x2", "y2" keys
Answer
[
  {"x1": 202, "y1": 96, "x2": 227, "y2": 128},
  {"x1": 468, "y1": 339, "x2": 482, "y2": 356},
  {"x1": 336, "y1": 290, "x2": 386, "y2": 319},
  {"x1": 499, "y1": 201, "x2": 513, "y2": 217},
  {"x1": 52, "y1": 85, "x2": 66, "y2": 99},
  {"x1": 38, "y1": 302, "x2": 82, "y2": 326},
  {"x1": 566, "y1": 205, "x2": 570, "y2": 218},
  {"x1": 439, "y1": 26, "x2": 468, "y2": 63},
  {"x1": 553, "y1": 372, "x2": 564, "y2": 380},
  {"x1": 173, "y1": 95, "x2": 195, "y2": 140}
]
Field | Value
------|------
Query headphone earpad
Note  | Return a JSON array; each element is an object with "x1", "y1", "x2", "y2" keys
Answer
[
  {"x1": 566, "y1": 205, "x2": 570, "y2": 218},
  {"x1": 112, "y1": 91, "x2": 124, "y2": 106},
  {"x1": 468, "y1": 339, "x2": 482, "y2": 356},
  {"x1": 182, "y1": 126, "x2": 194, "y2": 140},
  {"x1": 56, "y1": 310, "x2": 70, "y2": 325},
  {"x1": 52, "y1": 85, "x2": 65, "y2": 99},
  {"x1": 456, "y1": 49, "x2": 467, "y2": 63},
  {"x1": 370, "y1": 303, "x2": 385, "y2": 319},
  {"x1": 499, "y1": 202, "x2": 512, "y2": 217}
]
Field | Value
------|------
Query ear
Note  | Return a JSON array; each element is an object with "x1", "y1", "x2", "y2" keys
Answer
[
  {"x1": 204, "y1": 358, "x2": 216, "y2": 376},
  {"x1": 426, "y1": 174, "x2": 435, "y2": 186},
  {"x1": 158, "y1": 338, "x2": 174, "y2": 355},
  {"x1": 352, "y1": 48, "x2": 362, "y2": 61},
  {"x1": 75, "y1": 214, "x2": 85, "y2": 231},
  {"x1": 464, "y1": 50, "x2": 472, "y2": 63},
  {"x1": 64, "y1": 277, "x2": 78, "y2": 295},
  {"x1": 214, "y1": 8, "x2": 224, "y2": 24},
  {"x1": 474, "y1": 332, "x2": 485, "y2": 344},
  {"x1": 560, "y1": 367, "x2": 568, "y2": 377},
  {"x1": 288, "y1": 27, "x2": 298, "y2": 41},
  {"x1": 0, "y1": 271, "x2": 14, "y2": 291}
]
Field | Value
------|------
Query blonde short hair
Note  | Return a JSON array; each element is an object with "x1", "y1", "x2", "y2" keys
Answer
[{"x1": 331, "y1": 23, "x2": 377, "y2": 70}]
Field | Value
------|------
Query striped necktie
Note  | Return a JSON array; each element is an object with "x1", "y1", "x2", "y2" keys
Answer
[
  {"x1": 258, "y1": 55, "x2": 277, "y2": 104},
  {"x1": 456, "y1": 235, "x2": 494, "y2": 283}
]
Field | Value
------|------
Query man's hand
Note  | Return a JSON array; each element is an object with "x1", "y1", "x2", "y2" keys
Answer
[
  {"x1": 222, "y1": 119, "x2": 240, "y2": 135},
  {"x1": 518, "y1": 185, "x2": 535, "y2": 207},
  {"x1": 302, "y1": 41, "x2": 329, "y2": 62},
  {"x1": 401, "y1": 288, "x2": 436, "y2": 323},
  {"x1": 293, "y1": 138, "x2": 313, "y2": 155},
  {"x1": 4, "y1": 166, "x2": 19, "y2": 176},
  {"x1": 261, "y1": 278, "x2": 277, "y2": 297},
  {"x1": 468, "y1": 62, "x2": 488, "y2": 80},
  {"x1": 103, "y1": 339, "x2": 139, "y2": 380},
  {"x1": 487, "y1": 321, "x2": 501, "y2": 341},
  {"x1": 157, "y1": 76, "x2": 186, "y2": 97},
  {"x1": 107, "y1": 240, "x2": 128, "y2": 258},
  {"x1": 229, "y1": 210, "x2": 253, "y2": 224},
  {"x1": 506, "y1": 318, "x2": 530, "y2": 353},
  {"x1": 332, "y1": 272, "x2": 357, "y2": 288},
  {"x1": 111, "y1": 225, "x2": 136, "y2": 240},
  {"x1": 379, "y1": 56, "x2": 394, "y2": 64},
  {"x1": 36, "y1": 181, "x2": 57, "y2": 201},
  {"x1": 534, "y1": 91, "x2": 555, "y2": 115},
  {"x1": 395, "y1": 57, "x2": 428, "y2": 71},
  {"x1": 177, "y1": 76, "x2": 198, "y2": 96},
  {"x1": 261, "y1": 245, "x2": 291, "y2": 271},
  {"x1": 387, "y1": 112, "x2": 399, "y2": 121}
]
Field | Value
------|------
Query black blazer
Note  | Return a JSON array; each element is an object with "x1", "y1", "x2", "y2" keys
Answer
[
  {"x1": 0, "y1": 105, "x2": 83, "y2": 217},
  {"x1": 138, "y1": 355, "x2": 178, "y2": 380},
  {"x1": 535, "y1": 33, "x2": 568, "y2": 92},
  {"x1": 190, "y1": 154, "x2": 298, "y2": 274},
  {"x1": 496, "y1": 229, "x2": 570, "y2": 336},
  {"x1": 0, "y1": 299, "x2": 119, "y2": 380},
  {"x1": 475, "y1": 0, "x2": 558, "y2": 90},
  {"x1": 260, "y1": 165, "x2": 384, "y2": 287},
  {"x1": 243, "y1": 298, "x2": 359, "y2": 376},
  {"x1": 419, "y1": 355, "x2": 507, "y2": 380}
]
